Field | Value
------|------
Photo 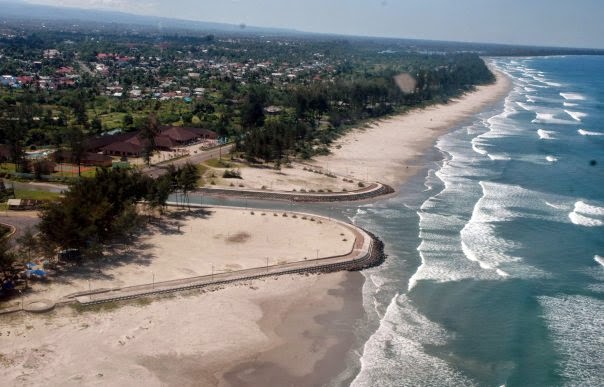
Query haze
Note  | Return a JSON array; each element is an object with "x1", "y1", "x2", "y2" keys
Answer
[{"x1": 22, "y1": 0, "x2": 604, "y2": 50}]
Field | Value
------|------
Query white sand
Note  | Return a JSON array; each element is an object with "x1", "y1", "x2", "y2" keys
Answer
[
  {"x1": 0, "y1": 272, "x2": 360, "y2": 386},
  {"x1": 17, "y1": 207, "x2": 355, "y2": 305},
  {"x1": 207, "y1": 162, "x2": 363, "y2": 192}
]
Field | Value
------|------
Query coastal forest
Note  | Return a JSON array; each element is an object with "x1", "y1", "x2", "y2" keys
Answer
[{"x1": 1, "y1": 21, "x2": 495, "y2": 166}]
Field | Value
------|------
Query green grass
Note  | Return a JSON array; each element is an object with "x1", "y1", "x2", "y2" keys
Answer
[
  {"x1": 0, "y1": 163, "x2": 17, "y2": 173},
  {"x1": 14, "y1": 189, "x2": 61, "y2": 201}
]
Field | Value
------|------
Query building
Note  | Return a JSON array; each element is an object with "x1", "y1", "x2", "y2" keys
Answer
[
  {"x1": 85, "y1": 127, "x2": 217, "y2": 157},
  {"x1": 53, "y1": 150, "x2": 113, "y2": 167}
]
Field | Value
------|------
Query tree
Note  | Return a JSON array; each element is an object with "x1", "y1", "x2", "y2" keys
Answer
[
  {"x1": 0, "y1": 116, "x2": 25, "y2": 171},
  {"x1": 17, "y1": 228, "x2": 38, "y2": 261},
  {"x1": 64, "y1": 126, "x2": 86, "y2": 176},
  {"x1": 177, "y1": 163, "x2": 200, "y2": 209},
  {"x1": 240, "y1": 86, "x2": 266, "y2": 129},
  {"x1": 91, "y1": 116, "x2": 103, "y2": 133},
  {"x1": 38, "y1": 168, "x2": 176, "y2": 253},
  {"x1": 123, "y1": 113, "x2": 134, "y2": 128},
  {"x1": 0, "y1": 238, "x2": 17, "y2": 280},
  {"x1": 140, "y1": 113, "x2": 160, "y2": 166}
]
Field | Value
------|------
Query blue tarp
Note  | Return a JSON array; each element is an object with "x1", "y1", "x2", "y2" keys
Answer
[{"x1": 26, "y1": 269, "x2": 46, "y2": 277}]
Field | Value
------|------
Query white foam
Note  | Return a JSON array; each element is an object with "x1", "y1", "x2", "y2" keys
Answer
[
  {"x1": 538, "y1": 295, "x2": 604, "y2": 386},
  {"x1": 568, "y1": 200, "x2": 604, "y2": 227},
  {"x1": 595, "y1": 255, "x2": 604, "y2": 267},
  {"x1": 564, "y1": 110, "x2": 587, "y2": 122},
  {"x1": 563, "y1": 102, "x2": 578, "y2": 107},
  {"x1": 545, "y1": 156, "x2": 558, "y2": 163},
  {"x1": 560, "y1": 92, "x2": 586, "y2": 100},
  {"x1": 471, "y1": 140, "x2": 488, "y2": 155},
  {"x1": 578, "y1": 129, "x2": 604, "y2": 136},
  {"x1": 545, "y1": 201, "x2": 567, "y2": 210},
  {"x1": 352, "y1": 294, "x2": 478, "y2": 387},
  {"x1": 568, "y1": 212, "x2": 603, "y2": 227},
  {"x1": 575, "y1": 201, "x2": 604, "y2": 216},
  {"x1": 532, "y1": 113, "x2": 577, "y2": 125},
  {"x1": 537, "y1": 129, "x2": 556, "y2": 140}
]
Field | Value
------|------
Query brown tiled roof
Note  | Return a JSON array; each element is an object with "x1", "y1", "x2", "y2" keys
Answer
[
  {"x1": 85, "y1": 132, "x2": 138, "y2": 151},
  {"x1": 155, "y1": 135, "x2": 177, "y2": 149},
  {"x1": 159, "y1": 126, "x2": 198, "y2": 143},
  {"x1": 101, "y1": 141, "x2": 143, "y2": 155}
]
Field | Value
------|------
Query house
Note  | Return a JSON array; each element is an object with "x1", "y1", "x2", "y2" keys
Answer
[
  {"x1": 43, "y1": 49, "x2": 60, "y2": 59},
  {"x1": 7, "y1": 199, "x2": 39, "y2": 210},
  {"x1": 56, "y1": 67, "x2": 74, "y2": 75},
  {"x1": 53, "y1": 150, "x2": 113, "y2": 167},
  {"x1": 85, "y1": 127, "x2": 218, "y2": 157}
]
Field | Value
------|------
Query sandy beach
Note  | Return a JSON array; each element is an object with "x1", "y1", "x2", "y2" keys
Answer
[
  {"x1": 0, "y1": 69, "x2": 512, "y2": 386},
  {"x1": 314, "y1": 69, "x2": 512, "y2": 189},
  {"x1": 0, "y1": 271, "x2": 362, "y2": 386}
]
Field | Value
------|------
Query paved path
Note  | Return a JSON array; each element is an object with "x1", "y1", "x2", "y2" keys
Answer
[{"x1": 0, "y1": 212, "x2": 40, "y2": 245}]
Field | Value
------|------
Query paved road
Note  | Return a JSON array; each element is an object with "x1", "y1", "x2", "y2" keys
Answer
[
  {"x1": 144, "y1": 144, "x2": 234, "y2": 178},
  {"x1": 0, "y1": 212, "x2": 40, "y2": 246}
]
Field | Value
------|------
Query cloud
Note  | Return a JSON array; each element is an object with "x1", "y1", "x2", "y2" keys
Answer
[{"x1": 24, "y1": 0, "x2": 159, "y2": 15}]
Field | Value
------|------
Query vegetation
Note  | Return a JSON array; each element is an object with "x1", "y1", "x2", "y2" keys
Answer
[
  {"x1": 38, "y1": 164, "x2": 198, "y2": 253},
  {"x1": 1, "y1": 22, "x2": 497, "y2": 172}
]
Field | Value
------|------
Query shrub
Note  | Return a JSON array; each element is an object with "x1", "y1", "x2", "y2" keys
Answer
[
  {"x1": 358, "y1": 182, "x2": 365, "y2": 188},
  {"x1": 223, "y1": 169, "x2": 242, "y2": 179}
]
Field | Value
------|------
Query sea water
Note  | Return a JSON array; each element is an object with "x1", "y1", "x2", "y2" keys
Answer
[{"x1": 348, "y1": 56, "x2": 604, "y2": 386}]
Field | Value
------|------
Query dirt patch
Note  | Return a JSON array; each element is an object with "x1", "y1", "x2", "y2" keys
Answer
[{"x1": 226, "y1": 232, "x2": 251, "y2": 243}]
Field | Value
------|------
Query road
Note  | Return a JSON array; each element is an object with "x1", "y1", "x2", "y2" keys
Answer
[
  {"x1": 144, "y1": 143, "x2": 234, "y2": 178},
  {"x1": 0, "y1": 212, "x2": 40, "y2": 246}
]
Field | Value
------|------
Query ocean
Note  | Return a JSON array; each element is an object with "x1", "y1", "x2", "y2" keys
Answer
[{"x1": 348, "y1": 56, "x2": 604, "y2": 386}]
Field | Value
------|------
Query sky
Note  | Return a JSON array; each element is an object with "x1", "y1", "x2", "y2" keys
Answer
[{"x1": 22, "y1": 0, "x2": 604, "y2": 49}]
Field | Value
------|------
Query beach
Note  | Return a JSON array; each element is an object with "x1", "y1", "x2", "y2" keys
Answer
[
  {"x1": 315, "y1": 69, "x2": 512, "y2": 188},
  {"x1": 0, "y1": 68, "x2": 512, "y2": 386}
]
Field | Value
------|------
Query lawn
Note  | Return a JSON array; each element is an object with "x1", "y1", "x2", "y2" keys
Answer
[{"x1": 14, "y1": 189, "x2": 62, "y2": 201}]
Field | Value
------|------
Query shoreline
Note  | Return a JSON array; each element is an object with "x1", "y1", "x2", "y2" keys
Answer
[
  {"x1": 216, "y1": 67, "x2": 513, "y2": 384},
  {"x1": 314, "y1": 68, "x2": 512, "y2": 190},
  {"x1": 0, "y1": 69, "x2": 513, "y2": 386}
]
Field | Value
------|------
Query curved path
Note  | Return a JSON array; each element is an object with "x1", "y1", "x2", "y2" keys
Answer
[
  {"x1": 0, "y1": 212, "x2": 40, "y2": 245},
  {"x1": 197, "y1": 181, "x2": 394, "y2": 203}
]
